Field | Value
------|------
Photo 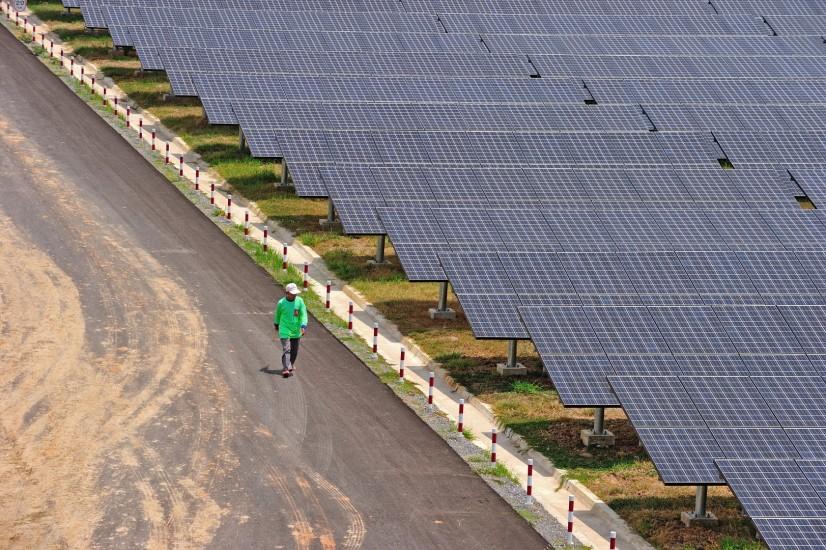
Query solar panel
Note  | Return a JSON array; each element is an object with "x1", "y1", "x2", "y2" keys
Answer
[
  {"x1": 778, "y1": 306, "x2": 826, "y2": 353},
  {"x1": 530, "y1": 354, "x2": 617, "y2": 407},
  {"x1": 716, "y1": 459, "x2": 826, "y2": 518},
  {"x1": 753, "y1": 376, "x2": 826, "y2": 428},
  {"x1": 750, "y1": 518, "x2": 826, "y2": 550},
  {"x1": 518, "y1": 306, "x2": 603, "y2": 355},
  {"x1": 711, "y1": 428, "x2": 801, "y2": 459},
  {"x1": 681, "y1": 376, "x2": 779, "y2": 428},
  {"x1": 608, "y1": 376, "x2": 702, "y2": 425},
  {"x1": 584, "y1": 306, "x2": 670, "y2": 356},
  {"x1": 558, "y1": 253, "x2": 640, "y2": 304},
  {"x1": 647, "y1": 306, "x2": 737, "y2": 355},
  {"x1": 714, "y1": 306, "x2": 804, "y2": 355},
  {"x1": 636, "y1": 427, "x2": 725, "y2": 484}
]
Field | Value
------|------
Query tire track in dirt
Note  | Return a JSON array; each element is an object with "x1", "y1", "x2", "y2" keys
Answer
[
  {"x1": 0, "y1": 113, "x2": 232, "y2": 548},
  {"x1": 310, "y1": 472, "x2": 367, "y2": 550}
]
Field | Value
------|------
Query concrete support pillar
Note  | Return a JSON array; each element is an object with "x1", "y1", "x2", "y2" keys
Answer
[
  {"x1": 681, "y1": 485, "x2": 718, "y2": 527},
  {"x1": 280, "y1": 158, "x2": 288, "y2": 186},
  {"x1": 581, "y1": 406, "x2": 615, "y2": 448},
  {"x1": 593, "y1": 407, "x2": 605, "y2": 436},
  {"x1": 429, "y1": 281, "x2": 456, "y2": 320},
  {"x1": 238, "y1": 128, "x2": 248, "y2": 153},
  {"x1": 367, "y1": 234, "x2": 388, "y2": 266},
  {"x1": 319, "y1": 198, "x2": 340, "y2": 228},
  {"x1": 496, "y1": 339, "x2": 526, "y2": 376}
]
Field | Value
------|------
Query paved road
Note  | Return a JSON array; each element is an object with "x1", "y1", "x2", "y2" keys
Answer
[{"x1": 0, "y1": 26, "x2": 548, "y2": 549}]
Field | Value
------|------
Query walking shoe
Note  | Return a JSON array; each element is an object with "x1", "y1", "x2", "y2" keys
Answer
[{"x1": 282, "y1": 369, "x2": 290, "y2": 378}]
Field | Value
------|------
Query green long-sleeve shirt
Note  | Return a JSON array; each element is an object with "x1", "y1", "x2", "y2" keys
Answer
[{"x1": 273, "y1": 296, "x2": 308, "y2": 339}]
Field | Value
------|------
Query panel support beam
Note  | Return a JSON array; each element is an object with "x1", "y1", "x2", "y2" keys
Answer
[
  {"x1": 319, "y1": 199, "x2": 340, "y2": 229},
  {"x1": 681, "y1": 486, "x2": 719, "y2": 527},
  {"x1": 695, "y1": 485, "x2": 708, "y2": 517},
  {"x1": 238, "y1": 128, "x2": 248, "y2": 154},
  {"x1": 280, "y1": 158, "x2": 288, "y2": 186},
  {"x1": 429, "y1": 281, "x2": 456, "y2": 320},
  {"x1": 593, "y1": 407, "x2": 605, "y2": 436},
  {"x1": 367, "y1": 234, "x2": 389, "y2": 266},
  {"x1": 496, "y1": 339, "x2": 526, "y2": 376}
]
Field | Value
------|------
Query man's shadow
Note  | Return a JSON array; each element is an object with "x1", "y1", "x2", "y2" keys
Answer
[{"x1": 259, "y1": 366, "x2": 281, "y2": 375}]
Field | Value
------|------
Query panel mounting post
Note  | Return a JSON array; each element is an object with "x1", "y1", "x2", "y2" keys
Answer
[
  {"x1": 496, "y1": 339, "x2": 526, "y2": 376},
  {"x1": 238, "y1": 128, "x2": 248, "y2": 153},
  {"x1": 581, "y1": 406, "x2": 615, "y2": 448},
  {"x1": 319, "y1": 198, "x2": 340, "y2": 228},
  {"x1": 681, "y1": 486, "x2": 719, "y2": 527},
  {"x1": 280, "y1": 158, "x2": 288, "y2": 186},
  {"x1": 593, "y1": 407, "x2": 605, "y2": 435},
  {"x1": 429, "y1": 281, "x2": 456, "y2": 320},
  {"x1": 367, "y1": 234, "x2": 389, "y2": 266}
]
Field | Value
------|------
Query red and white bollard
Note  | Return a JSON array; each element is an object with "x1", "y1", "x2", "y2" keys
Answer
[
  {"x1": 210, "y1": 183, "x2": 215, "y2": 205},
  {"x1": 281, "y1": 243, "x2": 288, "y2": 271},
  {"x1": 244, "y1": 210, "x2": 249, "y2": 236},
  {"x1": 325, "y1": 280, "x2": 331, "y2": 310},
  {"x1": 70, "y1": 57, "x2": 74, "y2": 76},
  {"x1": 102, "y1": 87, "x2": 107, "y2": 106},
  {"x1": 427, "y1": 372, "x2": 435, "y2": 411},
  {"x1": 178, "y1": 155, "x2": 183, "y2": 176},
  {"x1": 526, "y1": 459, "x2": 534, "y2": 504},
  {"x1": 303, "y1": 262, "x2": 309, "y2": 289},
  {"x1": 226, "y1": 194, "x2": 232, "y2": 220},
  {"x1": 114, "y1": 97, "x2": 119, "y2": 112},
  {"x1": 164, "y1": 142, "x2": 170, "y2": 164},
  {"x1": 347, "y1": 301, "x2": 354, "y2": 334},
  {"x1": 567, "y1": 495, "x2": 575, "y2": 545},
  {"x1": 371, "y1": 322, "x2": 379, "y2": 359},
  {"x1": 126, "y1": 105, "x2": 131, "y2": 128},
  {"x1": 262, "y1": 226, "x2": 269, "y2": 252},
  {"x1": 491, "y1": 427, "x2": 497, "y2": 463},
  {"x1": 138, "y1": 118, "x2": 143, "y2": 139},
  {"x1": 151, "y1": 129, "x2": 156, "y2": 151},
  {"x1": 194, "y1": 166, "x2": 200, "y2": 190},
  {"x1": 80, "y1": 66, "x2": 84, "y2": 81},
  {"x1": 398, "y1": 347, "x2": 405, "y2": 382},
  {"x1": 457, "y1": 399, "x2": 464, "y2": 432},
  {"x1": 609, "y1": 530, "x2": 617, "y2": 549}
]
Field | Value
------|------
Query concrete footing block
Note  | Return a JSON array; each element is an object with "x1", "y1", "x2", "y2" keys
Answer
[
  {"x1": 580, "y1": 429, "x2": 616, "y2": 448},
  {"x1": 680, "y1": 511, "x2": 719, "y2": 528},
  {"x1": 366, "y1": 259, "x2": 391, "y2": 267},
  {"x1": 428, "y1": 308, "x2": 456, "y2": 320},
  {"x1": 496, "y1": 362, "x2": 528, "y2": 376},
  {"x1": 318, "y1": 218, "x2": 341, "y2": 229}
]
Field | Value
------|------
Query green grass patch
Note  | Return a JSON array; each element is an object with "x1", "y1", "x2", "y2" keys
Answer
[
  {"x1": 461, "y1": 427, "x2": 476, "y2": 441},
  {"x1": 510, "y1": 380, "x2": 543, "y2": 394},
  {"x1": 475, "y1": 462, "x2": 520, "y2": 485},
  {"x1": 517, "y1": 509, "x2": 540, "y2": 524}
]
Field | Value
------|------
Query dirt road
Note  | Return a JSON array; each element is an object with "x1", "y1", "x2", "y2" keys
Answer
[{"x1": 0, "y1": 26, "x2": 548, "y2": 549}]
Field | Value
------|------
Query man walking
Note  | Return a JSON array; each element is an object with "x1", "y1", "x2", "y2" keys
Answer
[{"x1": 273, "y1": 282, "x2": 308, "y2": 378}]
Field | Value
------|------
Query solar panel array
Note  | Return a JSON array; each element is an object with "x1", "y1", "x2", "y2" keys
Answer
[{"x1": 65, "y1": 0, "x2": 826, "y2": 545}]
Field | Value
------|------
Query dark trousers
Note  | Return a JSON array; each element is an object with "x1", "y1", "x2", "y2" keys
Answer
[{"x1": 280, "y1": 337, "x2": 301, "y2": 370}]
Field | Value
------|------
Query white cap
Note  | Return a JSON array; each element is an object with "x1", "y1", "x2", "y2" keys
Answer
[{"x1": 285, "y1": 282, "x2": 301, "y2": 295}]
